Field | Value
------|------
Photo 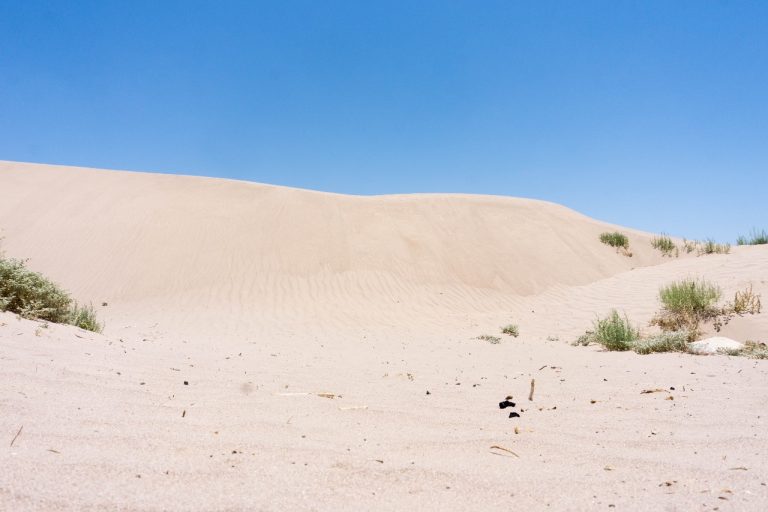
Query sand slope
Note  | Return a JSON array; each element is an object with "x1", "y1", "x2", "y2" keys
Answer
[
  {"x1": 1, "y1": 161, "x2": 666, "y2": 336},
  {"x1": 2, "y1": 161, "x2": 767, "y2": 511}
]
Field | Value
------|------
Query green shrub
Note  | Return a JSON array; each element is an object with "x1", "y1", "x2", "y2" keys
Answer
[
  {"x1": 659, "y1": 279, "x2": 721, "y2": 316},
  {"x1": 0, "y1": 258, "x2": 72, "y2": 323},
  {"x1": 651, "y1": 234, "x2": 677, "y2": 257},
  {"x1": 632, "y1": 332, "x2": 689, "y2": 355},
  {"x1": 477, "y1": 334, "x2": 501, "y2": 344},
  {"x1": 736, "y1": 228, "x2": 768, "y2": 245},
  {"x1": 652, "y1": 278, "x2": 721, "y2": 340},
  {"x1": 600, "y1": 232, "x2": 629, "y2": 250},
  {"x1": 698, "y1": 239, "x2": 730, "y2": 255},
  {"x1": 68, "y1": 302, "x2": 102, "y2": 333},
  {"x1": 592, "y1": 310, "x2": 639, "y2": 351},
  {"x1": 501, "y1": 324, "x2": 519, "y2": 337},
  {"x1": 0, "y1": 257, "x2": 102, "y2": 332}
]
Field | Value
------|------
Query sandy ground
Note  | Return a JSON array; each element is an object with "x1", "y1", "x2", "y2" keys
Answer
[{"x1": 1, "y1": 161, "x2": 767, "y2": 511}]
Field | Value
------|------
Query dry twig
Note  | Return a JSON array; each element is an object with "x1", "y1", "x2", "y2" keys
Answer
[{"x1": 10, "y1": 425, "x2": 22, "y2": 447}]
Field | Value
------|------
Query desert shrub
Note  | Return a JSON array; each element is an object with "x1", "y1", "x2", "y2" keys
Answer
[
  {"x1": 731, "y1": 285, "x2": 762, "y2": 315},
  {"x1": 477, "y1": 334, "x2": 501, "y2": 344},
  {"x1": 632, "y1": 332, "x2": 689, "y2": 355},
  {"x1": 592, "y1": 310, "x2": 639, "y2": 351},
  {"x1": 501, "y1": 324, "x2": 519, "y2": 337},
  {"x1": 0, "y1": 257, "x2": 102, "y2": 332},
  {"x1": 572, "y1": 330, "x2": 596, "y2": 346},
  {"x1": 713, "y1": 285, "x2": 763, "y2": 331},
  {"x1": 652, "y1": 278, "x2": 721, "y2": 339},
  {"x1": 697, "y1": 239, "x2": 730, "y2": 255},
  {"x1": 659, "y1": 278, "x2": 722, "y2": 315},
  {"x1": 741, "y1": 341, "x2": 768, "y2": 359},
  {"x1": 68, "y1": 302, "x2": 102, "y2": 333},
  {"x1": 718, "y1": 341, "x2": 768, "y2": 359},
  {"x1": 736, "y1": 228, "x2": 768, "y2": 245},
  {"x1": 651, "y1": 234, "x2": 677, "y2": 257},
  {"x1": 0, "y1": 258, "x2": 72, "y2": 323},
  {"x1": 600, "y1": 232, "x2": 629, "y2": 250}
]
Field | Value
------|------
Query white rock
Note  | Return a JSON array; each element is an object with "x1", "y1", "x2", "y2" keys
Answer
[{"x1": 689, "y1": 336, "x2": 744, "y2": 354}]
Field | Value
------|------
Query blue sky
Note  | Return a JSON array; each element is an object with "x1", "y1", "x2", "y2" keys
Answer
[{"x1": 1, "y1": 1, "x2": 766, "y2": 241}]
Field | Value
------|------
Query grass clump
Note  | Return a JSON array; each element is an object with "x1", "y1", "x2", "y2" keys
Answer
[
  {"x1": 574, "y1": 325, "x2": 691, "y2": 355},
  {"x1": 632, "y1": 332, "x2": 689, "y2": 355},
  {"x1": 592, "y1": 310, "x2": 639, "y2": 351},
  {"x1": 501, "y1": 324, "x2": 519, "y2": 337},
  {"x1": 652, "y1": 278, "x2": 721, "y2": 339},
  {"x1": 697, "y1": 239, "x2": 730, "y2": 256},
  {"x1": 719, "y1": 341, "x2": 768, "y2": 359},
  {"x1": 659, "y1": 279, "x2": 721, "y2": 316},
  {"x1": 682, "y1": 239, "x2": 697, "y2": 254},
  {"x1": 68, "y1": 303, "x2": 103, "y2": 332},
  {"x1": 477, "y1": 334, "x2": 501, "y2": 344},
  {"x1": 652, "y1": 279, "x2": 762, "y2": 340},
  {"x1": 736, "y1": 228, "x2": 768, "y2": 245},
  {"x1": 0, "y1": 257, "x2": 102, "y2": 332},
  {"x1": 651, "y1": 234, "x2": 677, "y2": 257},
  {"x1": 600, "y1": 232, "x2": 629, "y2": 250}
]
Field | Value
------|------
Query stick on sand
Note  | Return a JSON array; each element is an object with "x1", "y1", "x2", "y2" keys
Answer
[
  {"x1": 10, "y1": 425, "x2": 23, "y2": 447},
  {"x1": 528, "y1": 379, "x2": 535, "y2": 401}
]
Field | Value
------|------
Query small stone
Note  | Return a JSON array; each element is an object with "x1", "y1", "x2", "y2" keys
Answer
[{"x1": 499, "y1": 400, "x2": 516, "y2": 409}]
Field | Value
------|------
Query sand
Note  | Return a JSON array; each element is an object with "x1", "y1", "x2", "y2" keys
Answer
[{"x1": 1, "y1": 160, "x2": 767, "y2": 511}]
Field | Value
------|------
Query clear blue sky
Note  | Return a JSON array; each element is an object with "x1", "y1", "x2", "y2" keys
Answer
[{"x1": 1, "y1": 1, "x2": 766, "y2": 241}]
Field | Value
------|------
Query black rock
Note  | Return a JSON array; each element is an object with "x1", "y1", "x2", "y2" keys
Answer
[
  {"x1": 498, "y1": 400, "x2": 516, "y2": 409},
  {"x1": 509, "y1": 412, "x2": 520, "y2": 418}
]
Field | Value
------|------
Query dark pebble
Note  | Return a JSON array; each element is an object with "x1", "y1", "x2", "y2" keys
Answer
[{"x1": 499, "y1": 400, "x2": 516, "y2": 409}]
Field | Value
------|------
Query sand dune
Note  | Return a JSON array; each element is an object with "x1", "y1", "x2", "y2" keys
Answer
[
  {"x1": 1, "y1": 161, "x2": 666, "y2": 336},
  {"x1": 2, "y1": 161, "x2": 767, "y2": 511}
]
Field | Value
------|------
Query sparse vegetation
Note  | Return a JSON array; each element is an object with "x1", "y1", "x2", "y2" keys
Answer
[
  {"x1": 632, "y1": 332, "x2": 690, "y2": 355},
  {"x1": 736, "y1": 228, "x2": 768, "y2": 246},
  {"x1": 600, "y1": 232, "x2": 629, "y2": 250},
  {"x1": 0, "y1": 255, "x2": 102, "y2": 333},
  {"x1": 682, "y1": 239, "x2": 697, "y2": 254},
  {"x1": 573, "y1": 318, "x2": 690, "y2": 355},
  {"x1": 68, "y1": 302, "x2": 102, "y2": 332},
  {"x1": 659, "y1": 278, "x2": 722, "y2": 317},
  {"x1": 713, "y1": 285, "x2": 763, "y2": 331},
  {"x1": 592, "y1": 310, "x2": 640, "y2": 351},
  {"x1": 651, "y1": 279, "x2": 761, "y2": 340},
  {"x1": 501, "y1": 324, "x2": 519, "y2": 337},
  {"x1": 697, "y1": 239, "x2": 730, "y2": 255},
  {"x1": 651, "y1": 278, "x2": 721, "y2": 340},
  {"x1": 719, "y1": 341, "x2": 768, "y2": 359},
  {"x1": 731, "y1": 285, "x2": 762, "y2": 315},
  {"x1": 651, "y1": 234, "x2": 677, "y2": 257},
  {"x1": 572, "y1": 330, "x2": 596, "y2": 347},
  {"x1": 574, "y1": 280, "x2": 762, "y2": 356},
  {"x1": 477, "y1": 334, "x2": 501, "y2": 344}
]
